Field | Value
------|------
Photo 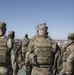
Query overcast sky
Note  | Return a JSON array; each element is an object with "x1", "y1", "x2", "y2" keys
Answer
[{"x1": 0, "y1": 0, "x2": 74, "y2": 40}]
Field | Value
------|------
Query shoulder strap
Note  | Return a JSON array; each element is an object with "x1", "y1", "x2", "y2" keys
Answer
[{"x1": 64, "y1": 41, "x2": 74, "y2": 50}]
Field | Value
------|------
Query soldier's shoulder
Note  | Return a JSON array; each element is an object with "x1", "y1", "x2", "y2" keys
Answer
[
  {"x1": 51, "y1": 40, "x2": 58, "y2": 45},
  {"x1": 0, "y1": 35, "x2": 8, "y2": 40},
  {"x1": 31, "y1": 34, "x2": 38, "y2": 41},
  {"x1": 61, "y1": 41, "x2": 71, "y2": 50},
  {"x1": 47, "y1": 35, "x2": 52, "y2": 40}
]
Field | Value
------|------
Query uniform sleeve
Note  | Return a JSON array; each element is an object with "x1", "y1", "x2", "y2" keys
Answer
[
  {"x1": 25, "y1": 40, "x2": 35, "y2": 64},
  {"x1": 52, "y1": 42, "x2": 62, "y2": 74},
  {"x1": 11, "y1": 47, "x2": 16, "y2": 69},
  {"x1": 7, "y1": 39, "x2": 13, "y2": 49}
]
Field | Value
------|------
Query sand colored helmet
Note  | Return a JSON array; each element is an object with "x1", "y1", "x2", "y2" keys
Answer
[
  {"x1": 36, "y1": 23, "x2": 48, "y2": 36},
  {"x1": 25, "y1": 33, "x2": 28, "y2": 38},
  {"x1": 0, "y1": 22, "x2": 6, "y2": 30},
  {"x1": 8, "y1": 31, "x2": 15, "y2": 35},
  {"x1": 37, "y1": 23, "x2": 48, "y2": 31},
  {"x1": 68, "y1": 33, "x2": 74, "y2": 38},
  {"x1": 0, "y1": 22, "x2": 7, "y2": 36},
  {"x1": 8, "y1": 31, "x2": 15, "y2": 39}
]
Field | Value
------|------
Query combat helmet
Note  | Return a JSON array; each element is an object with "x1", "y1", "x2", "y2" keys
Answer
[
  {"x1": 0, "y1": 22, "x2": 6, "y2": 29},
  {"x1": 8, "y1": 31, "x2": 15, "y2": 35},
  {"x1": 68, "y1": 33, "x2": 74, "y2": 38},
  {"x1": 37, "y1": 23, "x2": 48, "y2": 31},
  {"x1": 8, "y1": 31, "x2": 15, "y2": 39},
  {"x1": 0, "y1": 22, "x2": 7, "y2": 36}
]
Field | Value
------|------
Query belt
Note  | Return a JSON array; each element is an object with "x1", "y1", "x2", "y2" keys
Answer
[{"x1": 33, "y1": 64, "x2": 52, "y2": 68}]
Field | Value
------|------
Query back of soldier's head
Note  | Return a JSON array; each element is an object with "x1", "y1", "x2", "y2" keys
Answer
[
  {"x1": 8, "y1": 31, "x2": 15, "y2": 35},
  {"x1": 0, "y1": 22, "x2": 6, "y2": 27},
  {"x1": 36, "y1": 23, "x2": 48, "y2": 36},
  {"x1": 68, "y1": 33, "x2": 74, "y2": 40},
  {"x1": 37, "y1": 23, "x2": 48, "y2": 31},
  {"x1": 0, "y1": 22, "x2": 7, "y2": 36},
  {"x1": 8, "y1": 31, "x2": 15, "y2": 39},
  {"x1": 25, "y1": 34, "x2": 28, "y2": 38}
]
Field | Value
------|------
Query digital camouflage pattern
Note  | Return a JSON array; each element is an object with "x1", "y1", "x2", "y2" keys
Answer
[
  {"x1": 7, "y1": 30, "x2": 22, "y2": 75},
  {"x1": 25, "y1": 23, "x2": 61, "y2": 75},
  {"x1": 22, "y1": 36, "x2": 30, "y2": 55},
  {"x1": 31, "y1": 33, "x2": 52, "y2": 42},
  {"x1": 0, "y1": 36, "x2": 8, "y2": 75},
  {"x1": 0, "y1": 22, "x2": 12, "y2": 75},
  {"x1": 59, "y1": 33, "x2": 74, "y2": 75},
  {"x1": 25, "y1": 36, "x2": 61, "y2": 75},
  {"x1": 21, "y1": 34, "x2": 30, "y2": 65},
  {"x1": 11, "y1": 42, "x2": 22, "y2": 75}
]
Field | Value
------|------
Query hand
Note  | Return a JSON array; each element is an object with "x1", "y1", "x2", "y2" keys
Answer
[{"x1": 18, "y1": 64, "x2": 22, "y2": 69}]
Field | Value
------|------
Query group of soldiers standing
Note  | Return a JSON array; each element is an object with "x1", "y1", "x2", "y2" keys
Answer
[{"x1": 0, "y1": 21, "x2": 74, "y2": 75}]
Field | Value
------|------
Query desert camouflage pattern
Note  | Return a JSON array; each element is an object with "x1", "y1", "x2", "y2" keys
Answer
[
  {"x1": 31, "y1": 33, "x2": 52, "y2": 42},
  {"x1": 21, "y1": 37, "x2": 30, "y2": 64},
  {"x1": 25, "y1": 36, "x2": 61, "y2": 75},
  {"x1": 33, "y1": 37, "x2": 55, "y2": 65},
  {"x1": 11, "y1": 41, "x2": 22, "y2": 75},
  {"x1": 65, "y1": 42, "x2": 74, "y2": 75},
  {"x1": 22, "y1": 37, "x2": 30, "y2": 55},
  {"x1": 59, "y1": 40, "x2": 74, "y2": 75},
  {"x1": 0, "y1": 36, "x2": 9, "y2": 75}
]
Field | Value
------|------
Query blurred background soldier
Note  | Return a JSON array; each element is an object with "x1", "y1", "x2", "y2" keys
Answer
[
  {"x1": 8, "y1": 31, "x2": 22, "y2": 75},
  {"x1": 7, "y1": 31, "x2": 15, "y2": 75},
  {"x1": 25, "y1": 23, "x2": 61, "y2": 75},
  {"x1": 7, "y1": 31, "x2": 16, "y2": 75},
  {"x1": 0, "y1": 22, "x2": 13, "y2": 75},
  {"x1": 21, "y1": 34, "x2": 30, "y2": 65},
  {"x1": 7, "y1": 31, "x2": 15, "y2": 49},
  {"x1": 59, "y1": 33, "x2": 74, "y2": 75}
]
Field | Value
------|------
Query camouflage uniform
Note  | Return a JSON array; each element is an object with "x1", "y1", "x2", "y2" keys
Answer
[
  {"x1": 21, "y1": 34, "x2": 30, "y2": 64},
  {"x1": 59, "y1": 33, "x2": 74, "y2": 75},
  {"x1": 0, "y1": 22, "x2": 12, "y2": 75},
  {"x1": 11, "y1": 42, "x2": 22, "y2": 75},
  {"x1": 25, "y1": 23, "x2": 61, "y2": 75},
  {"x1": 7, "y1": 31, "x2": 16, "y2": 75},
  {"x1": 31, "y1": 26, "x2": 52, "y2": 42},
  {"x1": 8, "y1": 31, "x2": 22, "y2": 75}
]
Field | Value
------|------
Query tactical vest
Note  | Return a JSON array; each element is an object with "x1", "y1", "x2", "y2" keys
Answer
[
  {"x1": 22, "y1": 38, "x2": 29, "y2": 53},
  {"x1": 0, "y1": 36, "x2": 8, "y2": 66},
  {"x1": 34, "y1": 37, "x2": 55, "y2": 65},
  {"x1": 66, "y1": 43, "x2": 74, "y2": 60}
]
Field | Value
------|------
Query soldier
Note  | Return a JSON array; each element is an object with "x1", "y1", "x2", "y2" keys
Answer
[
  {"x1": 0, "y1": 22, "x2": 13, "y2": 75},
  {"x1": 11, "y1": 42, "x2": 22, "y2": 75},
  {"x1": 7, "y1": 31, "x2": 15, "y2": 49},
  {"x1": 7, "y1": 31, "x2": 15, "y2": 75},
  {"x1": 31, "y1": 23, "x2": 52, "y2": 42},
  {"x1": 59, "y1": 33, "x2": 74, "y2": 75},
  {"x1": 8, "y1": 31, "x2": 22, "y2": 75},
  {"x1": 25, "y1": 23, "x2": 61, "y2": 75},
  {"x1": 21, "y1": 34, "x2": 30, "y2": 65},
  {"x1": 7, "y1": 31, "x2": 16, "y2": 75}
]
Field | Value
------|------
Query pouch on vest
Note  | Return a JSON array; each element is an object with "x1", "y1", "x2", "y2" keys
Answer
[
  {"x1": 62, "y1": 52, "x2": 67, "y2": 61},
  {"x1": 29, "y1": 53, "x2": 37, "y2": 65}
]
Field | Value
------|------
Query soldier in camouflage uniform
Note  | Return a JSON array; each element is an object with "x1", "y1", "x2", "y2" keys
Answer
[
  {"x1": 25, "y1": 23, "x2": 61, "y2": 75},
  {"x1": 59, "y1": 33, "x2": 74, "y2": 75},
  {"x1": 7, "y1": 31, "x2": 16, "y2": 75},
  {"x1": 0, "y1": 22, "x2": 13, "y2": 75},
  {"x1": 21, "y1": 34, "x2": 30, "y2": 65},
  {"x1": 31, "y1": 23, "x2": 52, "y2": 42},
  {"x1": 7, "y1": 31, "x2": 15, "y2": 50},
  {"x1": 11, "y1": 42, "x2": 22, "y2": 75},
  {"x1": 8, "y1": 31, "x2": 22, "y2": 75}
]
